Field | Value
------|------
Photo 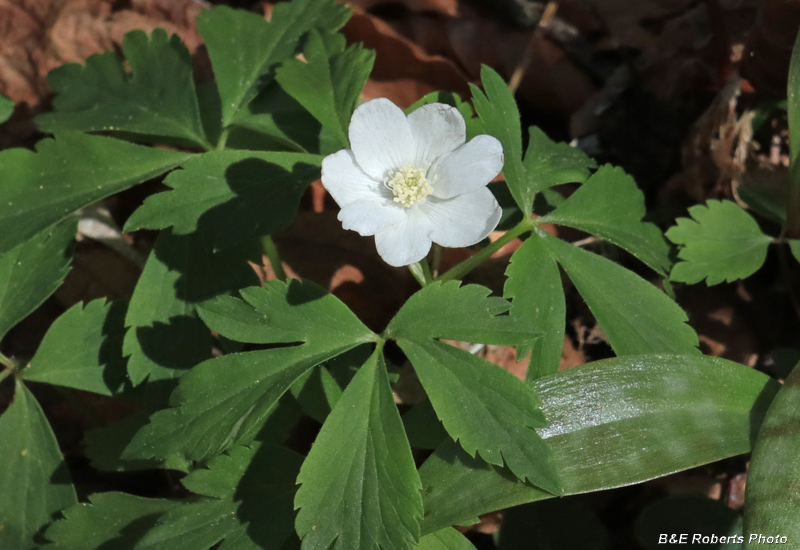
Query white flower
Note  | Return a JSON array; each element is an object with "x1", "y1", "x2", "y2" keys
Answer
[{"x1": 321, "y1": 98, "x2": 504, "y2": 267}]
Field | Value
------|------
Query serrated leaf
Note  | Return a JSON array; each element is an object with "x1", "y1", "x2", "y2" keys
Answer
[
  {"x1": 541, "y1": 165, "x2": 670, "y2": 275},
  {"x1": 36, "y1": 29, "x2": 209, "y2": 148},
  {"x1": 295, "y1": 348, "x2": 423, "y2": 550},
  {"x1": 44, "y1": 492, "x2": 180, "y2": 550},
  {"x1": 135, "y1": 444, "x2": 303, "y2": 550},
  {"x1": 403, "y1": 399, "x2": 448, "y2": 450},
  {"x1": 418, "y1": 354, "x2": 778, "y2": 534},
  {"x1": 198, "y1": 279, "x2": 375, "y2": 347},
  {"x1": 386, "y1": 281, "x2": 540, "y2": 348},
  {"x1": 470, "y1": 66, "x2": 595, "y2": 214},
  {"x1": 125, "y1": 281, "x2": 373, "y2": 462},
  {"x1": 398, "y1": 339, "x2": 561, "y2": 494},
  {"x1": 26, "y1": 299, "x2": 128, "y2": 395},
  {"x1": 522, "y1": 126, "x2": 596, "y2": 198},
  {"x1": 791, "y1": 240, "x2": 800, "y2": 263},
  {"x1": 504, "y1": 234, "x2": 565, "y2": 379},
  {"x1": 0, "y1": 220, "x2": 75, "y2": 342},
  {"x1": 0, "y1": 94, "x2": 13, "y2": 124},
  {"x1": 744, "y1": 361, "x2": 800, "y2": 547},
  {"x1": 417, "y1": 528, "x2": 477, "y2": 550},
  {"x1": 124, "y1": 150, "x2": 321, "y2": 250},
  {"x1": 275, "y1": 30, "x2": 374, "y2": 152},
  {"x1": 539, "y1": 230, "x2": 699, "y2": 356},
  {"x1": 123, "y1": 229, "x2": 259, "y2": 385},
  {"x1": 290, "y1": 365, "x2": 342, "y2": 423},
  {"x1": 469, "y1": 66, "x2": 525, "y2": 209},
  {"x1": 197, "y1": 1, "x2": 351, "y2": 128},
  {"x1": 0, "y1": 133, "x2": 191, "y2": 255},
  {"x1": 0, "y1": 381, "x2": 77, "y2": 550},
  {"x1": 84, "y1": 411, "x2": 161, "y2": 472},
  {"x1": 666, "y1": 200, "x2": 772, "y2": 285}
]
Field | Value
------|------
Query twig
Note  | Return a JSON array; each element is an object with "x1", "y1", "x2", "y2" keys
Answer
[{"x1": 508, "y1": 1, "x2": 559, "y2": 94}]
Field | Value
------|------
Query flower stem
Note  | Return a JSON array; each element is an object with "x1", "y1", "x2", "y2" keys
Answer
[
  {"x1": 436, "y1": 219, "x2": 534, "y2": 283},
  {"x1": 408, "y1": 260, "x2": 433, "y2": 287},
  {"x1": 261, "y1": 235, "x2": 287, "y2": 282},
  {"x1": 0, "y1": 351, "x2": 14, "y2": 370},
  {"x1": 216, "y1": 128, "x2": 230, "y2": 151}
]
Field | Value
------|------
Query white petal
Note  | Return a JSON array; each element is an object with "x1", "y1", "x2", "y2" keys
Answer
[
  {"x1": 374, "y1": 208, "x2": 434, "y2": 267},
  {"x1": 407, "y1": 103, "x2": 466, "y2": 168},
  {"x1": 428, "y1": 135, "x2": 504, "y2": 199},
  {"x1": 349, "y1": 98, "x2": 416, "y2": 180},
  {"x1": 321, "y1": 149, "x2": 387, "y2": 207},
  {"x1": 337, "y1": 199, "x2": 407, "y2": 237},
  {"x1": 420, "y1": 187, "x2": 502, "y2": 248}
]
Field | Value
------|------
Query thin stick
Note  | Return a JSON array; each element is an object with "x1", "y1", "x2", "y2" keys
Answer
[{"x1": 508, "y1": 1, "x2": 560, "y2": 94}]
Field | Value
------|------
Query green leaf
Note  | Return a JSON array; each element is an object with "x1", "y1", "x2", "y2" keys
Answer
[
  {"x1": 0, "y1": 220, "x2": 75, "y2": 342},
  {"x1": 788, "y1": 240, "x2": 800, "y2": 264},
  {"x1": 540, "y1": 230, "x2": 699, "y2": 356},
  {"x1": 290, "y1": 365, "x2": 342, "y2": 423},
  {"x1": 540, "y1": 165, "x2": 671, "y2": 275},
  {"x1": 26, "y1": 299, "x2": 128, "y2": 395},
  {"x1": 398, "y1": 338, "x2": 561, "y2": 494},
  {"x1": 503, "y1": 234, "x2": 565, "y2": 379},
  {"x1": 417, "y1": 528, "x2": 477, "y2": 550},
  {"x1": 295, "y1": 348, "x2": 423, "y2": 550},
  {"x1": 36, "y1": 29, "x2": 209, "y2": 149},
  {"x1": 417, "y1": 354, "x2": 778, "y2": 534},
  {"x1": 135, "y1": 444, "x2": 303, "y2": 550},
  {"x1": 124, "y1": 280, "x2": 374, "y2": 462},
  {"x1": 635, "y1": 496, "x2": 742, "y2": 550},
  {"x1": 0, "y1": 381, "x2": 77, "y2": 550},
  {"x1": 275, "y1": 30, "x2": 374, "y2": 152},
  {"x1": 198, "y1": 280, "x2": 375, "y2": 347},
  {"x1": 124, "y1": 150, "x2": 322, "y2": 250},
  {"x1": 666, "y1": 200, "x2": 772, "y2": 285},
  {"x1": 0, "y1": 133, "x2": 191, "y2": 255},
  {"x1": 44, "y1": 492, "x2": 180, "y2": 550},
  {"x1": 0, "y1": 94, "x2": 13, "y2": 124},
  {"x1": 123, "y1": 229, "x2": 259, "y2": 385},
  {"x1": 522, "y1": 126, "x2": 596, "y2": 199},
  {"x1": 470, "y1": 66, "x2": 595, "y2": 214},
  {"x1": 469, "y1": 67, "x2": 525, "y2": 209},
  {"x1": 403, "y1": 399, "x2": 448, "y2": 450},
  {"x1": 386, "y1": 281, "x2": 540, "y2": 348},
  {"x1": 744, "y1": 361, "x2": 800, "y2": 546},
  {"x1": 499, "y1": 499, "x2": 610, "y2": 550},
  {"x1": 197, "y1": 1, "x2": 351, "y2": 128}
]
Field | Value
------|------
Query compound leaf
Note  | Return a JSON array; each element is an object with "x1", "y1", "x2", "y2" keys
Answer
[
  {"x1": 295, "y1": 349, "x2": 423, "y2": 550},
  {"x1": 0, "y1": 133, "x2": 190, "y2": 256},
  {"x1": 504, "y1": 234, "x2": 565, "y2": 379},
  {"x1": 418, "y1": 354, "x2": 778, "y2": 534},
  {"x1": 275, "y1": 30, "x2": 374, "y2": 152},
  {"x1": 197, "y1": 1, "x2": 351, "y2": 128},
  {"x1": 135, "y1": 444, "x2": 302, "y2": 550},
  {"x1": 44, "y1": 492, "x2": 180, "y2": 550},
  {"x1": 398, "y1": 338, "x2": 561, "y2": 495},
  {"x1": 0, "y1": 219, "x2": 75, "y2": 342},
  {"x1": 470, "y1": 66, "x2": 594, "y2": 214},
  {"x1": 541, "y1": 230, "x2": 699, "y2": 356},
  {"x1": 666, "y1": 200, "x2": 772, "y2": 285},
  {"x1": 744, "y1": 362, "x2": 800, "y2": 546},
  {"x1": 26, "y1": 299, "x2": 128, "y2": 396},
  {"x1": 36, "y1": 29, "x2": 209, "y2": 149},
  {"x1": 386, "y1": 281, "x2": 540, "y2": 348},
  {"x1": 541, "y1": 165, "x2": 670, "y2": 275},
  {"x1": 0, "y1": 381, "x2": 77, "y2": 550},
  {"x1": 124, "y1": 150, "x2": 321, "y2": 250},
  {"x1": 124, "y1": 281, "x2": 373, "y2": 462},
  {"x1": 123, "y1": 229, "x2": 259, "y2": 385}
]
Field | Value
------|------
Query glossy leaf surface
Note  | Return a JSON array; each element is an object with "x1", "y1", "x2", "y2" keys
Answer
[{"x1": 418, "y1": 354, "x2": 777, "y2": 534}]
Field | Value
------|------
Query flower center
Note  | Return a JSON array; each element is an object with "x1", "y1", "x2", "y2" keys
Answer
[{"x1": 386, "y1": 167, "x2": 432, "y2": 208}]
